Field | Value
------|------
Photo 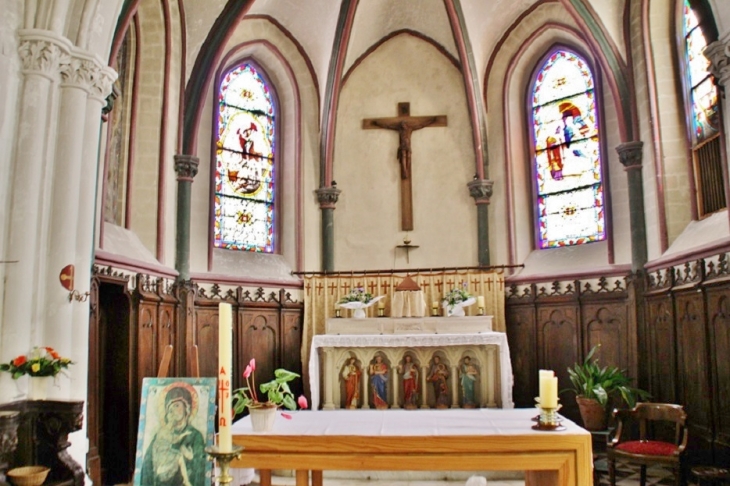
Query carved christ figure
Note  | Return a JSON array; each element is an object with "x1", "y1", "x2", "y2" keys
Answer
[{"x1": 363, "y1": 103, "x2": 447, "y2": 231}]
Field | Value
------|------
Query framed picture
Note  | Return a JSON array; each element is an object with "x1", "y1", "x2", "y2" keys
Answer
[{"x1": 132, "y1": 377, "x2": 217, "y2": 486}]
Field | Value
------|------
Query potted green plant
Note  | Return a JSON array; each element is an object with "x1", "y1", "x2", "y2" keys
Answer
[
  {"x1": 232, "y1": 359, "x2": 307, "y2": 431},
  {"x1": 563, "y1": 344, "x2": 650, "y2": 431}
]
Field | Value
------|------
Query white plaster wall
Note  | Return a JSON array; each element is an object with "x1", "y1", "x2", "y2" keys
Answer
[
  {"x1": 334, "y1": 35, "x2": 475, "y2": 270},
  {"x1": 190, "y1": 17, "x2": 321, "y2": 277},
  {"x1": 586, "y1": 0, "x2": 627, "y2": 60},
  {"x1": 346, "y1": 0, "x2": 456, "y2": 72},
  {"x1": 709, "y1": 0, "x2": 730, "y2": 36}
]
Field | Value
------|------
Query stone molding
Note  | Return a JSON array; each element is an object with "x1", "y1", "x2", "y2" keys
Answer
[
  {"x1": 467, "y1": 179, "x2": 494, "y2": 204},
  {"x1": 316, "y1": 186, "x2": 342, "y2": 209},
  {"x1": 705, "y1": 35, "x2": 730, "y2": 86},
  {"x1": 616, "y1": 141, "x2": 644, "y2": 170},
  {"x1": 174, "y1": 154, "x2": 200, "y2": 182}
]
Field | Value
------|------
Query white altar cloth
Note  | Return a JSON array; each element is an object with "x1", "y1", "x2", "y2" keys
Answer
[
  {"x1": 309, "y1": 332, "x2": 513, "y2": 410},
  {"x1": 325, "y1": 316, "x2": 493, "y2": 335}
]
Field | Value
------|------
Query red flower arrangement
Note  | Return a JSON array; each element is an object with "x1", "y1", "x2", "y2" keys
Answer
[{"x1": 0, "y1": 346, "x2": 74, "y2": 379}]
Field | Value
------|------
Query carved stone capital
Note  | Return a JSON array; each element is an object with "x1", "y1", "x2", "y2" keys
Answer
[
  {"x1": 18, "y1": 38, "x2": 66, "y2": 78},
  {"x1": 174, "y1": 154, "x2": 200, "y2": 182},
  {"x1": 316, "y1": 186, "x2": 342, "y2": 209},
  {"x1": 467, "y1": 179, "x2": 494, "y2": 204},
  {"x1": 616, "y1": 141, "x2": 644, "y2": 171},
  {"x1": 705, "y1": 37, "x2": 730, "y2": 86},
  {"x1": 59, "y1": 55, "x2": 97, "y2": 90}
]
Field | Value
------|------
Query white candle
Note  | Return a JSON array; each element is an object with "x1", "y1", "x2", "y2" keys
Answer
[
  {"x1": 432, "y1": 301, "x2": 439, "y2": 309},
  {"x1": 538, "y1": 370, "x2": 558, "y2": 408},
  {"x1": 477, "y1": 296, "x2": 485, "y2": 308},
  {"x1": 218, "y1": 303, "x2": 233, "y2": 451},
  {"x1": 378, "y1": 299, "x2": 385, "y2": 309},
  {"x1": 538, "y1": 369, "x2": 553, "y2": 405}
]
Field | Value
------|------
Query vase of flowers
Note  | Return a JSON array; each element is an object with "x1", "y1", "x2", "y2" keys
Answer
[
  {"x1": 442, "y1": 285, "x2": 476, "y2": 317},
  {"x1": 0, "y1": 346, "x2": 74, "y2": 400},
  {"x1": 337, "y1": 287, "x2": 384, "y2": 318},
  {"x1": 232, "y1": 358, "x2": 308, "y2": 432}
]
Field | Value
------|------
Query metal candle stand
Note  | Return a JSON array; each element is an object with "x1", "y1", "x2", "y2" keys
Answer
[
  {"x1": 532, "y1": 400, "x2": 566, "y2": 431},
  {"x1": 206, "y1": 444, "x2": 244, "y2": 485}
]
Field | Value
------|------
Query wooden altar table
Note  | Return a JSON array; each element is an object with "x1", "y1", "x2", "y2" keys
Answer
[
  {"x1": 309, "y1": 332, "x2": 514, "y2": 410},
  {"x1": 230, "y1": 408, "x2": 593, "y2": 486}
]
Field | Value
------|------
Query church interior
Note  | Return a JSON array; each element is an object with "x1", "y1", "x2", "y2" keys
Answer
[{"x1": 2, "y1": 0, "x2": 730, "y2": 485}]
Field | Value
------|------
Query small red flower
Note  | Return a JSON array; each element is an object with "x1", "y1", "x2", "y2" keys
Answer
[
  {"x1": 249, "y1": 358, "x2": 256, "y2": 372},
  {"x1": 280, "y1": 413, "x2": 292, "y2": 420},
  {"x1": 12, "y1": 356, "x2": 26, "y2": 367},
  {"x1": 297, "y1": 395, "x2": 308, "y2": 410},
  {"x1": 49, "y1": 351, "x2": 60, "y2": 359},
  {"x1": 243, "y1": 365, "x2": 252, "y2": 379}
]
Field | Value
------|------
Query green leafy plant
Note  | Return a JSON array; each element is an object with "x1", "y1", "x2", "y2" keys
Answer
[
  {"x1": 232, "y1": 358, "x2": 307, "y2": 415},
  {"x1": 338, "y1": 287, "x2": 373, "y2": 304},
  {"x1": 442, "y1": 284, "x2": 473, "y2": 307},
  {"x1": 0, "y1": 346, "x2": 74, "y2": 379},
  {"x1": 563, "y1": 344, "x2": 650, "y2": 408}
]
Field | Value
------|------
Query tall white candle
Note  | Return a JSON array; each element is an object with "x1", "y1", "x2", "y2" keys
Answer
[
  {"x1": 477, "y1": 295, "x2": 485, "y2": 308},
  {"x1": 538, "y1": 369, "x2": 554, "y2": 406},
  {"x1": 218, "y1": 303, "x2": 233, "y2": 451}
]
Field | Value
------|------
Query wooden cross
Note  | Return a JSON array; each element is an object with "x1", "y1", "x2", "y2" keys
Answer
[
  {"x1": 381, "y1": 281, "x2": 391, "y2": 293},
  {"x1": 363, "y1": 102, "x2": 447, "y2": 231},
  {"x1": 315, "y1": 282, "x2": 323, "y2": 295},
  {"x1": 367, "y1": 281, "x2": 377, "y2": 294},
  {"x1": 328, "y1": 282, "x2": 337, "y2": 295}
]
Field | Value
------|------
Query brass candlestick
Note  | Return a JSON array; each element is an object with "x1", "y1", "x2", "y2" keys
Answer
[
  {"x1": 206, "y1": 444, "x2": 244, "y2": 485},
  {"x1": 478, "y1": 306, "x2": 485, "y2": 316},
  {"x1": 532, "y1": 400, "x2": 565, "y2": 431}
]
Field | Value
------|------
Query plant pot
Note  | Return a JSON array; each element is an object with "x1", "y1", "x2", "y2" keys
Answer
[
  {"x1": 249, "y1": 405, "x2": 277, "y2": 432},
  {"x1": 576, "y1": 396, "x2": 608, "y2": 431}
]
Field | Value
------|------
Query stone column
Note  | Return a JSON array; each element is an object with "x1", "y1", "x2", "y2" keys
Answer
[
  {"x1": 322, "y1": 348, "x2": 335, "y2": 410},
  {"x1": 705, "y1": 36, "x2": 730, "y2": 144},
  {"x1": 174, "y1": 155, "x2": 200, "y2": 281},
  {"x1": 315, "y1": 185, "x2": 341, "y2": 272},
  {"x1": 616, "y1": 141, "x2": 648, "y2": 272},
  {"x1": 468, "y1": 179, "x2": 495, "y2": 266},
  {"x1": 450, "y1": 364, "x2": 459, "y2": 408},
  {"x1": 486, "y1": 347, "x2": 497, "y2": 407},
  {"x1": 0, "y1": 31, "x2": 69, "y2": 402},
  {"x1": 391, "y1": 369, "x2": 400, "y2": 409},
  {"x1": 44, "y1": 50, "x2": 108, "y2": 400},
  {"x1": 420, "y1": 365, "x2": 429, "y2": 409},
  {"x1": 361, "y1": 364, "x2": 370, "y2": 409}
]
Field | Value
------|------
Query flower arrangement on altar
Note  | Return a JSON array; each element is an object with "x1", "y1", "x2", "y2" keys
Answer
[
  {"x1": 0, "y1": 346, "x2": 74, "y2": 379},
  {"x1": 338, "y1": 287, "x2": 374, "y2": 304},
  {"x1": 232, "y1": 358, "x2": 308, "y2": 416},
  {"x1": 442, "y1": 284, "x2": 473, "y2": 307}
]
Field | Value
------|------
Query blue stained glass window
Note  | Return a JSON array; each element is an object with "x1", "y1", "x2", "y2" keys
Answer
[
  {"x1": 683, "y1": 0, "x2": 719, "y2": 142},
  {"x1": 531, "y1": 50, "x2": 605, "y2": 249},
  {"x1": 215, "y1": 63, "x2": 276, "y2": 252}
]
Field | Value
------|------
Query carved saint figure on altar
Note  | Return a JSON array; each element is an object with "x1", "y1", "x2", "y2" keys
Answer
[
  {"x1": 341, "y1": 356, "x2": 361, "y2": 409},
  {"x1": 428, "y1": 355, "x2": 450, "y2": 409},
  {"x1": 369, "y1": 354, "x2": 389, "y2": 409},
  {"x1": 399, "y1": 354, "x2": 419, "y2": 409},
  {"x1": 460, "y1": 356, "x2": 479, "y2": 408}
]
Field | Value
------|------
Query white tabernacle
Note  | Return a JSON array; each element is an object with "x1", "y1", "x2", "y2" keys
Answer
[
  {"x1": 325, "y1": 316, "x2": 493, "y2": 335},
  {"x1": 309, "y1": 331, "x2": 514, "y2": 410}
]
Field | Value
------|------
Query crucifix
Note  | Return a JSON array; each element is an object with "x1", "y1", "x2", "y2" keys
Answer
[{"x1": 363, "y1": 102, "x2": 447, "y2": 231}]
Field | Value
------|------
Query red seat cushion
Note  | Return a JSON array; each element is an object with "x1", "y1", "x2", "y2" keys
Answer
[{"x1": 616, "y1": 440, "x2": 678, "y2": 456}]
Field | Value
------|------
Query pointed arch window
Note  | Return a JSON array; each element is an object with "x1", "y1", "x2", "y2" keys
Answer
[
  {"x1": 214, "y1": 62, "x2": 276, "y2": 252},
  {"x1": 531, "y1": 49, "x2": 605, "y2": 249},
  {"x1": 682, "y1": 0, "x2": 725, "y2": 216}
]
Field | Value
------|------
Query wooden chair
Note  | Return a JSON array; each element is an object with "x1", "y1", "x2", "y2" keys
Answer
[{"x1": 607, "y1": 403, "x2": 688, "y2": 486}]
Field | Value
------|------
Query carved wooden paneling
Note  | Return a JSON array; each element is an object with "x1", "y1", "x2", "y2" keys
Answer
[
  {"x1": 238, "y1": 310, "x2": 279, "y2": 389},
  {"x1": 706, "y1": 285, "x2": 730, "y2": 461},
  {"x1": 675, "y1": 289, "x2": 713, "y2": 458},
  {"x1": 644, "y1": 295, "x2": 677, "y2": 404},
  {"x1": 158, "y1": 303, "x2": 176, "y2": 375},
  {"x1": 136, "y1": 304, "x2": 157, "y2": 386},
  {"x1": 194, "y1": 307, "x2": 219, "y2": 379},
  {"x1": 505, "y1": 305, "x2": 536, "y2": 408},
  {"x1": 282, "y1": 310, "x2": 304, "y2": 396},
  {"x1": 581, "y1": 302, "x2": 629, "y2": 370}
]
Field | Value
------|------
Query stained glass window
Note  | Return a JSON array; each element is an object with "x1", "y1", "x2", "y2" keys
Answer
[
  {"x1": 531, "y1": 50, "x2": 605, "y2": 249},
  {"x1": 684, "y1": 0, "x2": 719, "y2": 142},
  {"x1": 215, "y1": 63, "x2": 276, "y2": 252}
]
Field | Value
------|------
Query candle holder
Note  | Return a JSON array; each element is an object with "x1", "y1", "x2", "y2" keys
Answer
[
  {"x1": 377, "y1": 307, "x2": 385, "y2": 317},
  {"x1": 335, "y1": 308, "x2": 341, "y2": 318},
  {"x1": 532, "y1": 399, "x2": 566, "y2": 431},
  {"x1": 431, "y1": 306, "x2": 439, "y2": 317},
  {"x1": 477, "y1": 306, "x2": 485, "y2": 316},
  {"x1": 206, "y1": 444, "x2": 244, "y2": 485}
]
